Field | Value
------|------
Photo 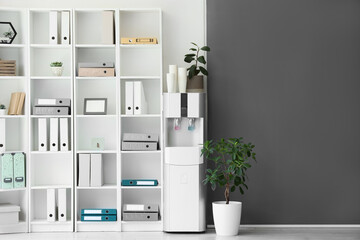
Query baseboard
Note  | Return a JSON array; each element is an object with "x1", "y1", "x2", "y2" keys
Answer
[{"x1": 207, "y1": 224, "x2": 360, "y2": 229}]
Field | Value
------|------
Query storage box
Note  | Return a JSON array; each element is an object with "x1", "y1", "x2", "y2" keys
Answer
[
  {"x1": 123, "y1": 212, "x2": 159, "y2": 221},
  {"x1": 120, "y1": 37, "x2": 158, "y2": 45},
  {"x1": 78, "y1": 68, "x2": 115, "y2": 77},
  {"x1": 0, "y1": 203, "x2": 20, "y2": 224},
  {"x1": 122, "y1": 133, "x2": 159, "y2": 142},
  {"x1": 121, "y1": 141, "x2": 157, "y2": 151}
]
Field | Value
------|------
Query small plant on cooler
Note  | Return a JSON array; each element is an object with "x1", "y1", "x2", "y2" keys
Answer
[
  {"x1": 184, "y1": 42, "x2": 210, "y2": 79},
  {"x1": 50, "y1": 62, "x2": 63, "y2": 67},
  {"x1": 202, "y1": 137, "x2": 256, "y2": 204}
]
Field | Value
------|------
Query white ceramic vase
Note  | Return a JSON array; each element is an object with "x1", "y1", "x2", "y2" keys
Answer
[
  {"x1": 178, "y1": 67, "x2": 187, "y2": 93},
  {"x1": 51, "y1": 66, "x2": 63, "y2": 76},
  {"x1": 0, "y1": 109, "x2": 6, "y2": 115},
  {"x1": 167, "y1": 73, "x2": 176, "y2": 93},
  {"x1": 212, "y1": 201, "x2": 242, "y2": 236}
]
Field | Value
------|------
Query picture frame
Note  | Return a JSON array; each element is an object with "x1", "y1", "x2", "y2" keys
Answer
[
  {"x1": 0, "y1": 22, "x2": 17, "y2": 44},
  {"x1": 84, "y1": 98, "x2": 107, "y2": 115}
]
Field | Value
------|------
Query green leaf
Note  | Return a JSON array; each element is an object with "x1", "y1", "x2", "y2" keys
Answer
[
  {"x1": 185, "y1": 53, "x2": 196, "y2": 57},
  {"x1": 231, "y1": 185, "x2": 236, "y2": 192},
  {"x1": 197, "y1": 56, "x2": 206, "y2": 64},
  {"x1": 239, "y1": 186, "x2": 244, "y2": 194},
  {"x1": 184, "y1": 56, "x2": 195, "y2": 63},
  {"x1": 189, "y1": 48, "x2": 197, "y2": 51},
  {"x1": 199, "y1": 66, "x2": 208, "y2": 76},
  {"x1": 188, "y1": 65, "x2": 196, "y2": 79},
  {"x1": 234, "y1": 176, "x2": 241, "y2": 186},
  {"x1": 201, "y1": 46, "x2": 210, "y2": 51},
  {"x1": 191, "y1": 42, "x2": 198, "y2": 46}
]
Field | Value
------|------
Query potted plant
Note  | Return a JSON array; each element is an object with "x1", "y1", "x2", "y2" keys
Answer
[
  {"x1": 202, "y1": 137, "x2": 256, "y2": 236},
  {"x1": 50, "y1": 62, "x2": 63, "y2": 76},
  {"x1": 184, "y1": 42, "x2": 210, "y2": 92},
  {"x1": 0, "y1": 104, "x2": 6, "y2": 115}
]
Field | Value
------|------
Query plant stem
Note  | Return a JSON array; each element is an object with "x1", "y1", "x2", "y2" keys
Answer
[
  {"x1": 221, "y1": 152, "x2": 230, "y2": 204},
  {"x1": 195, "y1": 46, "x2": 199, "y2": 71}
]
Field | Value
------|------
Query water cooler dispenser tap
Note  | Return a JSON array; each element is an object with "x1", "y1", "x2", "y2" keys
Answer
[
  {"x1": 188, "y1": 118, "x2": 195, "y2": 131},
  {"x1": 174, "y1": 118, "x2": 181, "y2": 130}
]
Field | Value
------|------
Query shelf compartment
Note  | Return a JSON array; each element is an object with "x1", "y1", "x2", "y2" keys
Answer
[
  {"x1": 0, "y1": 9, "x2": 27, "y2": 44},
  {"x1": 30, "y1": 185, "x2": 72, "y2": 190},
  {"x1": 30, "y1": 153, "x2": 72, "y2": 186},
  {"x1": 76, "y1": 44, "x2": 115, "y2": 48},
  {"x1": 0, "y1": 221, "x2": 27, "y2": 234},
  {"x1": 76, "y1": 78, "x2": 117, "y2": 115},
  {"x1": 30, "y1": 220, "x2": 72, "y2": 232},
  {"x1": 76, "y1": 221, "x2": 120, "y2": 232},
  {"x1": 30, "y1": 48, "x2": 71, "y2": 77},
  {"x1": 77, "y1": 184, "x2": 117, "y2": 190},
  {"x1": 120, "y1": 78, "x2": 160, "y2": 115},
  {"x1": 2, "y1": 118, "x2": 27, "y2": 152},
  {"x1": 120, "y1": 47, "x2": 160, "y2": 77},
  {"x1": 121, "y1": 153, "x2": 161, "y2": 184},
  {"x1": 121, "y1": 220, "x2": 162, "y2": 232},
  {"x1": 0, "y1": 47, "x2": 26, "y2": 76},
  {"x1": 75, "y1": 48, "x2": 116, "y2": 76},
  {"x1": 76, "y1": 117, "x2": 117, "y2": 151},
  {"x1": 0, "y1": 191, "x2": 28, "y2": 224},
  {"x1": 0, "y1": 188, "x2": 26, "y2": 192}
]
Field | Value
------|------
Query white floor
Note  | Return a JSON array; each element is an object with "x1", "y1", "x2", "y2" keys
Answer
[{"x1": 2, "y1": 228, "x2": 360, "y2": 240}]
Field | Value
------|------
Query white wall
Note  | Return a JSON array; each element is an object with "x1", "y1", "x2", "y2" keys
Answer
[{"x1": 0, "y1": 0, "x2": 206, "y2": 89}]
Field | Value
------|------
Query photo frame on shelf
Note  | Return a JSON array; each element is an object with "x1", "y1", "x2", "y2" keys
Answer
[
  {"x1": 84, "y1": 98, "x2": 107, "y2": 115},
  {"x1": 0, "y1": 22, "x2": 17, "y2": 44}
]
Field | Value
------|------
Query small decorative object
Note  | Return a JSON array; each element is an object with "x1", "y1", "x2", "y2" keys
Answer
[
  {"x1": 0, "y1": 104, "x2": 6, "y2": 115},
  {"x1": 0, "y1": 22, "x2": 17, "y2": 44},
  {"x1": 0, "y1": 60, "x2": 16, "y2": 76},
  {"x1": 178, "y1": 67, "x2": 187, "y2": 93},
  {"x1": 91, "y1": 137, "x2": 105, "y2": 151},
  {"x1": 50, "y1": 62, "x2": 63, "y2": 76},
  {"x1": 84, "y1": 98, "x2": 107, "y2": 115},
  {"x1": 166, "y1": 73, "x2": 176, "y2": 93},
  {"x1": 184, "y1": 42, "x2": 210, "y2": 92},
  {"x1": 202, "y1": 137, "x2": 256, "y2": 236}
]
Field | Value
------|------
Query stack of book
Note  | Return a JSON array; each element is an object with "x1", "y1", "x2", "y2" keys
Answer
[
  {"x1": 33, "y1": 98, "x2": 71, "y2": 115},
  {"x1": 81, "y1": 208, "x2": 117, "y2": 222},
  {"x1": 121, "y1": 133, "x2": 158, "y2": 151},
  {"x1": 0, "y1": 60, "x2": 16, "y2": 76},
  {"x1": 8, "y1": 92, "x2": 25, "y2": 115},
  {"x1": 123, "y1": 204, "x2": 159, "y2": 221},
  {"x1": 78, "y1": 62, "x2": 115, "y2": 77}
]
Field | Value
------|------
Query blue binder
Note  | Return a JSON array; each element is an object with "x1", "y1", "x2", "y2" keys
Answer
[
  {"x1": 81, "y1": 215, "x2": 117, "y2": 221},
  {"x1": 121, "y1": 179, "x2": 158, "y2": 186},
  {"x1": 81, "y1": 208, "x2": 117, "y2": 215}
]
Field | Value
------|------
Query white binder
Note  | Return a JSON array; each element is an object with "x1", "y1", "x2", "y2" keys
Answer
[
  {"x1": 38, "y1": 118, "x2": 47, "y2": 151},
  {"x1": 134, "y1": 81, "x2": 148, "y2": 115},
  {"x1": 90, "y1": 154, "x2": 103, "y2": 187},
  {"x1": 0, "y1": 119, "x2": 5, "y2": 153},
  {"x1": 50, "y1": 118, "x2": 59, "y2": 152},
  {"x1": 49, "y1": 11, "x2": 59, "y2": 44},
  {"x1": 125, "y1": 81, "x2": 134, "y2": 115},
  {"x1": 61, "y1": 11, "x2": 70, "y2": 44},
  {"x1": 59, "y1": 118, "x2": 69, "y2": 151},
  {"x1": 58, "y1": 188, "x2": 67, "y2": 222},
  {"x1": 47, "y1": 189, "x2": 56, "y2": 222},
  {"x1": 102, "y1": 11, "x2": 114, "y2": 44},
  {"x1": 78, "y1": 154, "x2": 90, "y2": 187}
]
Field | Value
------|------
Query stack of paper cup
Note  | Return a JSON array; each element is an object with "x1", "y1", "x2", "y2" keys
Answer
[
  {"x1": 167, "y1": 73, "x2": 176, "y2": 93},
  {"x1": 178, "y1": 67, "x2": 187, "y2": 93},
  {"x1": 169, "y1": 65, "x2": 178, "y2": 92}
]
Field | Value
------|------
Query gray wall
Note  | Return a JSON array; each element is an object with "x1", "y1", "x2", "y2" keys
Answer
[{"x1": 207, "y1": 0, "x2": 360, "y2": 224}]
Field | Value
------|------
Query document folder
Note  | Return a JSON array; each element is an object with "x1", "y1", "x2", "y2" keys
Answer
[
  {"x1": 81, "y1": 208, "x2": 117, "y2": 215},
  {"x1": 47, "y1": 188, "x2": 56, "y2": 222},
  {"x1": 61, "y1": 11, "x2": 70, "y2": 44},
  {"x1": 121, "y1": 141, "x2": 157, "y2": 151},
  {"x1": 78, "y1": 62, "x2": 114, "y2": 68},
  {"x1": 58, "y1": 188, "x2": 67, "y2": 222},
  {"x1": 0, "y1": 119, "x2": 5, "y2": 153},
  {"x1": 38, "y1": 118, "x2": 47, "y2": 151},
  {"x1": 123, "y1": 212, "x2": 159, "y2": 221},
  {"x1": 13, "y1": 153, "x2": 25, "y2": 188},
  {"x1": 123, "y1": 204, "x2": 158, "y2": 213},
  {"x1": 81, "y1": 215, "x2": 117, "y2": 222},
  {"x1": 122, "y1": 133, "x2": 159, "y2": 142},
  {"x1": 49, "y1": 11, "x2": 59, "y2": 44},
  {"x1": 121, "y1": 179, "x2": 158, "y2": 186},
  {"x1": 1, "y1": 153, "x2": 13, "y2": 189},
  {"x1": 90, "y1": 154, "x2": 103, "y2": 187},
  {"x1": 78, "y1": 154, "x2": 90, "y2": 187},
  {"x1": 59, "y1": 118, "x2": 69, "y2": 151},
  {"x1": 134, "y1": 81, "x2": 148, "y2": 115},
  {"x1": 102, "y1": 11, "x2": 114, "y2": 44},
  {"x1": 34, "y1": 98, "x2": 71, "y2": 107},
  {"x1": 33, "y1": 106, "x2": 70, "y2": 115},
  {"x1": 125, "y1": 81, "x2": 134, "y2": 115},
  {"x1": 50, "y1": 118, "x2": 59, "y2": 152}
]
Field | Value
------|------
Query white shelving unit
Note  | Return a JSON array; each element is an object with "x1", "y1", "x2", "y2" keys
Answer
[
  {"x1": 0, "y1": 8, "x2": 29, "y2": 234},
  {"x1": 28, "y1": 8, "x2": 74, "y2": 232},
  {"x1": 1, "y1": 7, "x2": 163, "y2": 234}
]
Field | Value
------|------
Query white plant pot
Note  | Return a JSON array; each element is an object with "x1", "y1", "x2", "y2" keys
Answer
[
  {"x1": 212, "y1": 201, "x2": 242, "y2": 236},
  {"x1": 0, "y1": 109, "x2": 6, "y2": 115},
  {"x1": 51, "y1": 66, "x2": 63, "y2": 76}
]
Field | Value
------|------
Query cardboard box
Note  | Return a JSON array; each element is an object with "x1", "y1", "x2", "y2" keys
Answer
[
  {"x1": 120, "y1": 37, "x2": 158, "y2": 45},
  {"x1": 0, "y1": 203, "x2": 20, "y2": 224}
]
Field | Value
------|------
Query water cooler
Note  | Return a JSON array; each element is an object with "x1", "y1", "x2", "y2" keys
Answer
[{"x1": 163, "y1": 93, "x2": 206, "y2": 232}]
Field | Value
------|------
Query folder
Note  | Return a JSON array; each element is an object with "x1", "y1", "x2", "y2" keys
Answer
[
  {"x1": 81, "y1": 208, "x2": 117, "y2": 215},
  {"x1": 90, "y1": 154, "x2": 103, "y2": 187},
  {"x1": 50, "y1": 118, "x2": 59, "y2": 152},
  {"x1": 121, "y1": 179, "x2": 158, "y2": 186},
  {"x1": 1, "y1": 154, "x2": 13, "y2": 189},
  {"x1": 102, "y1": 11, "x2": 114, "y2": 44},
  {"x1": 123, "y1": 204, "x2": 158, "y2": 213},
  {"x1": 58, "y1": 188, "x2": 67, "y2": 222},
  {"x1": 78, "y1": 62, "x2": 114, "y2": 68},
  {"x1": 38, "y1": 118, "x2": 47, "y2": 151},
  {"x1": 47, "y1": 189, "x2": 56, "y2": 222},
  {"x1": 134, "y1": 81, "x2": 148, "y2": 115},
  {"x1": 123, "y1": 212, "x2": 159, "y2": 221},
  {"x1": 33, "y1": 106, "x2": 70, "y2": 115},
  {"x1": 0, "y1": 119, "x2": 5, "y2": 153},
  {"x1": 61, "y1": 11, "x2": 70, "y2": 44},
  {"x1": 34, "y1": 98, "x2": 71, "y2": 107},
  {"x1": 125, "y1": 81, "x2": 134, "y2": 115},
  {"x1": 16, "y1": 92, "x2": 25, "y2": 115},
  {"x1": 122, "y1": 133, "x2": 159, "y2": 142},
  {"x1": 8, "y1": 92, "x2": 20, "y2": 115},
  {"x1": 78, "y1": 154, "x2": 90, "y2": 187},
  {"x1": 121, "y1": 141, "x2": 157, "y2": 151},
  {"x1": 13, "y1": 153, "x2": 25, "y2": 188},
  {"x1": 60, "y1": 118, "x2": 69, "y2": 151},
  {"x1": 49, "y1": 11, "x2": 59, "y2": 44},
  {"x1": 81, "y1": 215, "x2": 117, "y2": 221},
  {"x1": 78, "y1": 68, "x2": 115, "y2": 77}
]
